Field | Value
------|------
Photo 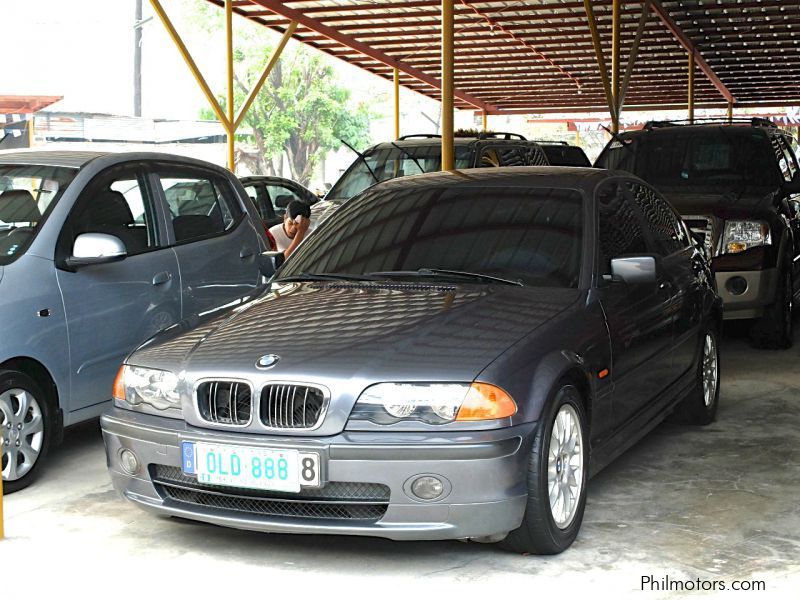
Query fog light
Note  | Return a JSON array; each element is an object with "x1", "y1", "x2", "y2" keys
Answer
[
  {"x1": 726, "y1": 276, "x2": 748, "y2": 296},
  {"x1": 411, "y1": 476, "x2": 444, "y2": 500},
  {"x1": 119, "y1": 449, "x2": 140, "y2": 475}
]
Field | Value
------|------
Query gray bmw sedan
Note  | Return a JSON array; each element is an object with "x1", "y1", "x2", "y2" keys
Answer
[{"x1": 101, "y1": 167, "x2": 721, "y2": 554}]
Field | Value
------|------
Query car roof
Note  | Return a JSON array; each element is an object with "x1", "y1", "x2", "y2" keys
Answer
[
  {"x1": 0, "y1": 150, "x2": 108, "y2": 168},
  {"x1": 367, "y1": 166, "x2": 610, "y2": 194},
  {"x1": 367, "y1": 137, "x2": 537, "y2": 151},
  {"x1": 619, "y1": 124, "x2": 776, "y2": 140}
]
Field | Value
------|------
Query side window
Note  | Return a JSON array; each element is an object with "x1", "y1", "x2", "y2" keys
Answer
[
  {"x1": 778, "y1": 136, "x2": 798, "y2": 181},
  {"x1": 157, "y1": 169, "x2": 243, "y2": 244},
  {"x1": 626, "y1": 181, "x2": 688, "y2": 255},
  {"x1": 478, "y1": 145, "x2": 526, "y2": 167},
  {"x1": 596, "y1": 180, "x2": 648, "y2": 273},
  {"x1": 65, "y1": 166, "x2": 160, "y2": 256},
  {"x1": 265, "y1": 184, "x2": 303, "y2": 218},
  {"x1": 526, "y1": 144, "x2": 549, "y2": 166}
]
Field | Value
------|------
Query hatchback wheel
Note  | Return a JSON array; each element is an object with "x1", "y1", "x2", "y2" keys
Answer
[
  {"x1": 500, "y1": 383, "x2": 588, "y2": 555},
  {"x1": 671, "y1": 329, "x2": 720, "y2": 425},
  {"x1": 0, "y1": 370, "x2": 52, "y2": 493}
]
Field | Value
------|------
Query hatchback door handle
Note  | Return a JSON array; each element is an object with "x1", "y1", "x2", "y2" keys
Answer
[{"x1": 152, "y1": 271, "x2": 172, "y2": 286}]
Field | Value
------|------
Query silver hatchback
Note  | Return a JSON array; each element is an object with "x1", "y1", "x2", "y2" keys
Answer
[{"x1": 0, "y1": 151, "x2": 268, "y2": 492}]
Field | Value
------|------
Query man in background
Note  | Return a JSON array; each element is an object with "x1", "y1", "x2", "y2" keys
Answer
[{"x1": 269, "y1": 200, "x2": 311, "y2": 258}]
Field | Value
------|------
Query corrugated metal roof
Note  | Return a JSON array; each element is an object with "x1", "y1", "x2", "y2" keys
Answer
[{"x1": 203, "y1": 0, "x2": 800, "y2": 114}]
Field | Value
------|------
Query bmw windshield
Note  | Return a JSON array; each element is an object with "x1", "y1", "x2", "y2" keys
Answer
[
  {"x1": 325, "y1": 145, "x2": 473, "y2": 201},
  {"x1": 280, "y1": 183, "x2": 584, "y2": 288},
  {"x1": 0, "y1": 164, "x2": 77, "y2": 265}
]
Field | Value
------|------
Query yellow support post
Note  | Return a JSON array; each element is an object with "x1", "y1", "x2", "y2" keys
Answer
[
  {"x1": 149, "y1": 0, "x2": 231, "y2": 130},
  {"x1": 27, "y1": 115, "x2": 34, "y2": 149},
  {"x1": 611, "y1": 0, "x2": 621, "y2": 134},
  {"x1": 393, "y1": 68, "x2": 400, "y2": 140},
  {"x1": 583, "y1": 0, "x2": 617, "y2": 126},
  {"x1": 225, "y1": 0, "x2": 235, "y2": 172},
  {"x1": 441, "y1": 0, "x2": 454, "y2": 171},
  {"x1": 234, "y1": 23, "x2": 297, "y2": 130},
  {"x1": 482, "y1": 111, "x2": 487, "y2": 132},
  {"x1": 727, "y1": 100, "x2": 733, "y2": 123},
  {"x1": 688, "y1": 50, "x2": 695, "y2": 124}
]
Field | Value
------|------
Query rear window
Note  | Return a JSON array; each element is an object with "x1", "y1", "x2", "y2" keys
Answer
[
  {"x1": 597, "y1": 130, "x2": 781, "y2": 187},
  {"x1": 542, "y1": 145, "x2": 591, "y2": 167}
]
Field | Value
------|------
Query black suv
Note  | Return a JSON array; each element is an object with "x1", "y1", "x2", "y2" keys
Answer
[{"x1": 595, "y1": 119, "x2": 800, "y2": 348}]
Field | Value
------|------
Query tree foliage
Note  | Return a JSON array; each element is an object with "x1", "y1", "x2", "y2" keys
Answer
[{"x1": 192, "y1": 4, "x2": 371, "y2": 184}]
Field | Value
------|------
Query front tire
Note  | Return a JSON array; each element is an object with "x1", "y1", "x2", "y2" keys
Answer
[
  {"x1": 500, "y1": 383, "x2": 588, "y2": 555},
  {"x1": 0, "y1": 370, "x2": 53, "y2": 493},
  {"x1": 750, "y1": 262, "x2": 793, "y2": 349}
]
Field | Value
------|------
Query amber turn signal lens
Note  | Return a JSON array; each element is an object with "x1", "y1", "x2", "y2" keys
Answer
[
  {"x1": 456, "y1": 383, "x2": 517, "y2": 421},
  {"x1": 112, "y1": 365, "x2": 126, "y2": 401}
]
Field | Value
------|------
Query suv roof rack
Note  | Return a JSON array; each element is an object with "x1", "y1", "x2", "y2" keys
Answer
[
  {"x1": 396, "y1": 134, "x2": 441, "y2": 140},
  {"x1": 477, "y1": 132, "x2": 527, "y2": 140},
  {"x1": 643, "y1": 117, "x2": 779, "y2": 130},
  {"x1": 530, "y1": 140, "x2": 569, "y2": 145}
]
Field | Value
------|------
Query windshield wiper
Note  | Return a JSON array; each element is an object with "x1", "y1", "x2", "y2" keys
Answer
[
  {"x1": 340, "y1": 138, "x2": 379, "y2": 184},
  {"x1": 368, "y1": 268, "x2": 523, "y2": 286},
  {"x1": 389, "y1": 141, "x2": 426, "y2": 174},
  {"x1": 274, "y1": 272, "x2": 381, "y2": 283}
]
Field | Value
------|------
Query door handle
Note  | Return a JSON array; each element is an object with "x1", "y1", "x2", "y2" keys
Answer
[
  {"x1": 240, "y1": 247, "x2": 255, "y2": 260},
  {"x1": 152, "y1": 271, "x2": 172, "y2": 286}
]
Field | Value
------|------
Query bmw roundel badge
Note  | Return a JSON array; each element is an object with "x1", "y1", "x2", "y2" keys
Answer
[{"x1": 256, "y1": 354, "x2": 280, "y2": 369}]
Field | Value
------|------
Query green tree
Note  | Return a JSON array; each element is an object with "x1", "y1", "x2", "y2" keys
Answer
[{"x1": 191, "y1": 2, "x2": 372, "y2": 185}]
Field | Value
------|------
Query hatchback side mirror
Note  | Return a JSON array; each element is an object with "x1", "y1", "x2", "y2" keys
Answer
[
  {"x1": 610, "y1": 256, "x2": 657, "y2": 284},
  {"x1": 259, "y1": 250, "x2": 285, "y2": 277},
  {"x1": 66, "y1": 233, "x2": 127, "y2": 269}
]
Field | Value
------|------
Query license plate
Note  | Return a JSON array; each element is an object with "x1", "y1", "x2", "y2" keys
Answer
[{"x1": 181, "y1": 441, "x2": 320, "y2": 492}]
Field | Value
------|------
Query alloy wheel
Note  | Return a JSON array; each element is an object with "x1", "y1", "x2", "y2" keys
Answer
[
  {"x1": 547, "y1": 402, "x2": 584, "y2": 529},
  {"x1": 702, "y1": 334, "x2": 718, "y2": 407},
  {"x1": 0, "y1": 388, "x2": 45, "y2": 481}
]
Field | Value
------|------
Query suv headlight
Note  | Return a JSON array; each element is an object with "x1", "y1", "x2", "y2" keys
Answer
[
  {"x1": 720, "y1": 220, "x2": 771, "y2": 254},
  {"x1": 350, "y1": 382, "x2": 516, "y2": 425},
  {"x1": 113, "y1": 365, "x2": 181, "y2": 411}
]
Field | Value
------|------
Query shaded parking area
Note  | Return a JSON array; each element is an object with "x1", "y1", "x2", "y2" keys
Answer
[{"x1": 3, "y1": 323, "x2": 798, "y2": 597}]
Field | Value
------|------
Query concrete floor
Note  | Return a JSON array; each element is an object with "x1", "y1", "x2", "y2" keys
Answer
[{"x1": 2, "y1": 323, "x2": 799, "y2": 599}]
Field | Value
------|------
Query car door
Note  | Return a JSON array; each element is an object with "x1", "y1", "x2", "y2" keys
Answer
[
  {"x1": 154, "y1": 164, "x2": 263, "y2": 317},
  {"x1": 626, "y1": 180, "x2": 702, "y2": 382},
  {"x1": 595, "y1": 179, "x2": 674, "y2": 431},
  {"x1": 55, "y1": 163, "x2": 181, "y2": 412}
]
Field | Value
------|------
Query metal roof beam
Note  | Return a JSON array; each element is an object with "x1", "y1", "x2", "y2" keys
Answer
[
  {"x1": 245, "y1": 0, "x2": 498, "y2": 113},
  {"x1": 649, "y1": 0, "x2": 736, "y2": 103}
]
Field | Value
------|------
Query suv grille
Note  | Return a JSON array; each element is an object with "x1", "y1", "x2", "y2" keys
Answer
[
  {"x1": 260, "y1": 384, "x2": 325, "y2": 429},
  {"x1": 684, "y1": 215, "x2": 715, "y2": 257},
  {"x1": 151, "y1": 465, "x2": 389, "y2": 521},
  {"x1": 197, "y1": 381, "x2": 252, "y2": 426}
]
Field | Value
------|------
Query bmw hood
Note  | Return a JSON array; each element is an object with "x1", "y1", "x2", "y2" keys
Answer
[{"x1": 132, "y1": 281, "x2": 580, "y2": 382}]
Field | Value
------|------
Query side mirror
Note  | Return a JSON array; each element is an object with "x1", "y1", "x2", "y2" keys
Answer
[
  {"x1": 66, "y1": 233, "x2": 127, "y2": 269},
  {"x1": 259, "y1": 250, "x2": 285, "y2": 277},
  {"x1": 610, "y1": 256, "x2": 657, "y2": 284}
]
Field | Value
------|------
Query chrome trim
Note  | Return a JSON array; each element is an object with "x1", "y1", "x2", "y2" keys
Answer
[
  {"x1": 258, "y1": 381, "x2": 331, "y2": 432},
  {"x1": 193, "y1": 377, "x2": 255, "y2": 429}
]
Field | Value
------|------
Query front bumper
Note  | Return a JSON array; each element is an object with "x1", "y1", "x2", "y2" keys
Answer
[
  {"x1": 714, "y1": 268, "x2": 778, "y2": 320},
  {"x1": 101, "y1": 407, "x2": 533, "y2": 541}
]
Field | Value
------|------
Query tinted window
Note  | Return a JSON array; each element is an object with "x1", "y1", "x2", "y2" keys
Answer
[
  {"x1": 158, "y1": 171, "x2": 242, "y2": 243},
  {"x1": 66, "y1": 166, "x2": 160, "y2": 256},
  {"x1": 597, "y1": 181, "x2": 648, "y2": 272},
  {"x1": 597, "y1": 130, "x2": 781, "y2": 187},
  {"x1": 627, "y1": 182, "x2": 688, "y2": 255},
  {"x1": 775, "y1": 135, "x2": 798, "y2": 181},
  {"x1": 266, "y1": 183, "x2": 304, "y2": 219},
  {"x1": 542, "y1": 145, "x2": 591, "y2": 167},
  {"x1": 282, "y1": 184, "x2": 584, "y2": 287},
  {"x1": 0, "y1": 164, "x2": 77, "y2": 265}
]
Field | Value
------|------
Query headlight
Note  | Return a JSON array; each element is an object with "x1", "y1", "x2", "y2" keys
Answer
[
  {"x1": 720, "y1": 220, "x2": 771, "y2": 254},
  {"x1": 350, "y1": 382, "x2": 516, "y2": 425},
  {"x1": 113, "y1": 365, "x2": 181, "y2": 411}
]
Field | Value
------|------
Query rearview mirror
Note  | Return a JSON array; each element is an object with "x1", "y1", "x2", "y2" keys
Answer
[
  {"x1": 259, "y1": 250, "x2": 285, "y2": 277},
  {"x1": 66, "y1": 233, "x2": 127, "y2": 269},
  {"x1": 610, "y1": 256, "x2": 657, "y2": 284}
]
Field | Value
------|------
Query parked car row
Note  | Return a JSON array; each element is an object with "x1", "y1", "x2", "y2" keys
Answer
[{"x1": 0, "y1": 119, "x2": 795, "y2": 555}]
